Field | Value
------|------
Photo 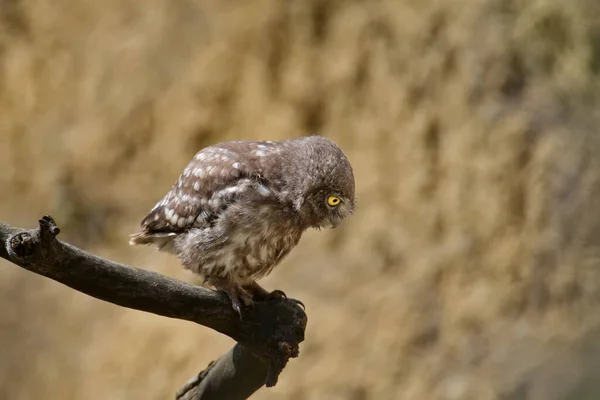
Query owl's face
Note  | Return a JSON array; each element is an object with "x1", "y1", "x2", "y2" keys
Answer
[
  {"x1": 301, "y1": 186, "x2": 355, "y2": 229},
  {"x1": 286, "y1": 136, "x2": 356, "y2": 229}
]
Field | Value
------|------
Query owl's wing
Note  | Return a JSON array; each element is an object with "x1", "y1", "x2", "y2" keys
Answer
[{"x1": 129, "y1": 142, "x2": 271, "y2": 248}]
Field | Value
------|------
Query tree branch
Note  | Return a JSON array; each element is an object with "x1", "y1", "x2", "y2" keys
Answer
[
  {"x1": 176, "y1": 344, "x2": 270, "y2": 400},
  {"x1": 0, "y1": 216, "x2": 307, "y2": 398}
]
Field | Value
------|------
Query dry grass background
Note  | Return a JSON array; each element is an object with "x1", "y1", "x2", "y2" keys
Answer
[{"x1": 3, "y1": 0, "x2": 600, "y2": 399}]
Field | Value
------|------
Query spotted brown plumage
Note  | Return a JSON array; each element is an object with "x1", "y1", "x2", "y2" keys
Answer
[{"x1": 129, "y1": 136, "x2": 355, "y2": 315}]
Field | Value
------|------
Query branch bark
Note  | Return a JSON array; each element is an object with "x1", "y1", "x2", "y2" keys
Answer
[
  {"x1": 176, "y1": 344, "x2": 270, "y2": 400},
  {"x1": 0, "y1": 216, "x2": 307, "y2": 399}
]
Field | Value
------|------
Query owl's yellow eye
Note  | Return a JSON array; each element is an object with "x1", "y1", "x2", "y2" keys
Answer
[{"x1": 327, "y1": 195, "x2": 341, "y2": 207}]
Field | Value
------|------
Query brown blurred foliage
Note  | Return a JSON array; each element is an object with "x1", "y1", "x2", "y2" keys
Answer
[{"x1": 3, "y1": 0, "x2": 600, "y2": 399}]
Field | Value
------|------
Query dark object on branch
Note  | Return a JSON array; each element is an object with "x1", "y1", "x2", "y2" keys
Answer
[{"x1": 0, "y1": 216, "x2": 307, "y2": 399}]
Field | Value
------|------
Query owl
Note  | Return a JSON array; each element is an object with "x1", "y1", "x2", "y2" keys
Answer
[{"x1": 129, "y1": 135, "x2": 355, "y2": 316}]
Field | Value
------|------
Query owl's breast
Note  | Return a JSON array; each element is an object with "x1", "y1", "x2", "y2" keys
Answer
[
  {"x1": 225, "y1": 206, "x2": 303, "y2": 282},
  {"x1": 174, "y1": 190, "x2": 305, "y2": 283}
]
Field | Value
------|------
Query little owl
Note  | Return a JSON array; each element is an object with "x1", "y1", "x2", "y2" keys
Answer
[{"x1": 129, "y1": 135, "x2": 355, "y2": 315}]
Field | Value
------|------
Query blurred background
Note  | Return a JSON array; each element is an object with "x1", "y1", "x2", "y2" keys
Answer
[{"x1": 3, "y1": 0, "x2": 600, "y2": 399}]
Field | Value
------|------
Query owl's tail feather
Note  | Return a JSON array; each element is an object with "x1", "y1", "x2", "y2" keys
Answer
[{"x1": 129, "y1": 231, "x2": 177, "y2": 251}]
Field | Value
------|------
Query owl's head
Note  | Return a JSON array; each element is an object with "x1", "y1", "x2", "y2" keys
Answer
[{"x1": 285, "y1": 136, "x2": 356, "y2": 229}]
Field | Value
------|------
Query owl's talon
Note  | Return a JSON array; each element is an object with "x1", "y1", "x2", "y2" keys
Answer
[
  {"x1": 216, "y1": 285, "x2": 253, "y2": 319},
  {"x1": 231, "y1": 300, "x2": 243, "y2": 319},
  {"x1": 291, "y1": 298, "x2": 305, "y2": 310},
  {"x1": 265, "y1": 289, "x2": 287, "y2": 300},
  {"x1": 263, "y1": 290, "x2": 304, "y2": 309},
  {"x1": 229, "y1": 295, "x2": 254, "y2": 319}
]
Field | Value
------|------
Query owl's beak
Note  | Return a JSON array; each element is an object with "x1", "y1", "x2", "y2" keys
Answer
[{"x1": 328, "y1": 216, "x2": 342, "y2": 229}]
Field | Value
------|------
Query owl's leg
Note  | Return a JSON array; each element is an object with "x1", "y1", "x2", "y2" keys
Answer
[
  {"x1": 243, "y1": 281, "x2": 305, "y2": 310},
  {"x1": 212, "y1": 278, "x2": 253, "y2": 318}
]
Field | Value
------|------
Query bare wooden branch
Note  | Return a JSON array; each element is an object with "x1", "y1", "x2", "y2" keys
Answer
[
  {"x1": 176, "y1": 344, "x2": 270, "y2": 400},
  {"x1": 0, "y1": 216, "x2": 307, "y2": 398}
]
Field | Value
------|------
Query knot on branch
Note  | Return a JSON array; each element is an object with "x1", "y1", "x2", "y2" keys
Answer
[
  {"x1": 225, "y1": 296, "x2": 307, "y2": 387},
  {"x1": 259, "y1": 299, "x2": 306, "y2": 387},
  {"x1": 7, "y1": 215, "x2": 60, "y2": 263}
]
